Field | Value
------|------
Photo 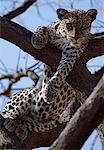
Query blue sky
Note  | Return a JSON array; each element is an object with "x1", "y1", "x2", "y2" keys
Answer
[{"x1": 0, "y1": 0, "x2": 104, "y2": 150}]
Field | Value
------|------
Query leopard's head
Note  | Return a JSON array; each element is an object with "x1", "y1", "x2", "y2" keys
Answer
[{"x1": 56, "y1": 8, "x2": 97, "y2": 49}]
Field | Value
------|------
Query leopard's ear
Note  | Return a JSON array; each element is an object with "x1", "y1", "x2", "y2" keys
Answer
[
  {"x1": 57, "y1": 8, "x2": 69, "y2": 20},
  {"x1": 86, "y1": 9, "x2": 97, "y2": 22}
]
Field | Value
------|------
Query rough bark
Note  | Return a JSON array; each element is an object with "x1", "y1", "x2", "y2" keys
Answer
[{"x1": 0, "y1": 17, "x2": 104, "y2": 149}]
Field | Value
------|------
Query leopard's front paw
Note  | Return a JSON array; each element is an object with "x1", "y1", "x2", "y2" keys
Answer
[
  {"x1": 3, "y1": 119, "x2": 17, "y2": 132},
  {"x1": 31, "y1": 26, "x2": 48, "y2": 49}
]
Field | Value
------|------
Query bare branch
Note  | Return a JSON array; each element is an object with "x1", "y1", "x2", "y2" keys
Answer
[
  {"x1": 0, "y1": 69, "x2": 39, "y2": 97},
  {"x1": 0, "y1": 59, "x2": 9, "y2": 74},
  {"x1": 2, "y1": 0, "x2": 37, "y2": 19}
]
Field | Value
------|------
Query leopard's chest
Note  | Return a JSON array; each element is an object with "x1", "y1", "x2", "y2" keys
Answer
[{"x1": 31, "y1": 84, "x2": 75, "y2": 122}]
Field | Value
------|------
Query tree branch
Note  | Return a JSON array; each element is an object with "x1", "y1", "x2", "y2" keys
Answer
[
  {"x1": 92, "y1": 66, "x2": 104, "y2": 82},
  {"x1": 0, "y1": 17, "x2": 104, "y2": 70},
  {"x1": 0, "y1": 69, "x2": 39, "y2": 97},
  {"x1": 49, "y1": 75, "x2": 104, "y2": 150},
  {"x1": 3, "y1": 0, "x2": 37, "y2": 19},
  {"x1": 0, "y1": 17, "x2": 104, "y2": 93}
]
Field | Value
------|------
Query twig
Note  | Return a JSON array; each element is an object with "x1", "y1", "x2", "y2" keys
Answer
[
  {"x1": 0, "y1": 59, "x2": 9, "y2": 74},
  {"x1": 0, "y1": 69, "x2": 39, "y2": 97},
  {"x1": 3, "y1": 0, "x2": 37, "y2": 19},
  {"x1": 16, "y1": 49, "x2": 21, "y2": 71}
]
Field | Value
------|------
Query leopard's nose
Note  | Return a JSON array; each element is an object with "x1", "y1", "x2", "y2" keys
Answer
[{"x1": 74, "y1": 33, "x2": 80, "y2": 40}]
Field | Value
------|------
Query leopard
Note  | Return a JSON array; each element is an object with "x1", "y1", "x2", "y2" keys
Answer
[{"x1": 1, "y1": 8, "x2": 97, "y2": 140}]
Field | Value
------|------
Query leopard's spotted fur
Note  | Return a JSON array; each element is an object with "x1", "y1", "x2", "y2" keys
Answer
[{"x1": 1, "y1": 8, "x2": 97, "y2": 140}]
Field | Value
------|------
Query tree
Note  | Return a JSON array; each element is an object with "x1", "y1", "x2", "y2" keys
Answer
[{"x1": 0, "y1": 0, "x2": 104, "y2": 149}]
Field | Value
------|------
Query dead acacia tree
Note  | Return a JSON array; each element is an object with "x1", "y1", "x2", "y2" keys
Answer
[{"x1": 0, "y1": 0, "x2": 104, "y2": 149}]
